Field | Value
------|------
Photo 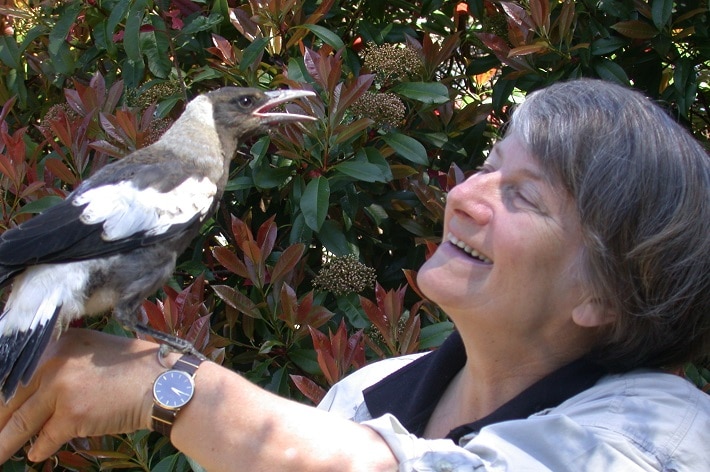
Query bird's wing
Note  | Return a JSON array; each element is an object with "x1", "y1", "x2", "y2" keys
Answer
[{"x1": 0, "y1": 160, "x2": 217, "y2": 271}]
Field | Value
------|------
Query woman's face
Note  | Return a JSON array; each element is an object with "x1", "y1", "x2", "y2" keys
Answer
[{"x1": 418, "y1": 133, "x2": 592, "y2": 342}]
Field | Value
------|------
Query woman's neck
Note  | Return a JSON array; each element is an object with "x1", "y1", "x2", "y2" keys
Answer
[{"x1": 423, "y1": 331, "x2": 587, "y2": 439}]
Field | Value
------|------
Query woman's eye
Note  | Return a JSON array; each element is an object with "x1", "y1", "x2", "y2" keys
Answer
[{"x1": 505, "y1": 185, "x2": 536, "y2": 209}]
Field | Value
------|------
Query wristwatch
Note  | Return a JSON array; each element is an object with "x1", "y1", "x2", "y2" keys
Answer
[{"x1": 151, "y1": 353, "x2": 204, "y2": 437}]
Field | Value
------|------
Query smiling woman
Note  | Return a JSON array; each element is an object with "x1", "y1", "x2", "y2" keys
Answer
[{"x1": 0, "y1": 79, "x2": 708, "y2": 472}]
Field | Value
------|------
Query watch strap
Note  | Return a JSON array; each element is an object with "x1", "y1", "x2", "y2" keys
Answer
[
  {"x1": 151, "y1": 353, "x2": 204, "y2": 437},
  {"x1": 172, "y1": 353, "x2": 203, "y2": 376}
]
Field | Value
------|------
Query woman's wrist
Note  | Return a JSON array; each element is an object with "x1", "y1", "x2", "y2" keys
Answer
[{"x1": 139, "y1": 346, "x2": 183, "y2": 431}]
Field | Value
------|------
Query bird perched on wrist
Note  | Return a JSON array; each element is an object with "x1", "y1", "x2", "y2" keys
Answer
[{"x1": 0, "y1": 86, "x2": 315, "y2": 402}]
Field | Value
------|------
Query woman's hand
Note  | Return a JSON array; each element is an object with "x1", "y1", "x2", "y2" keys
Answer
[{"x1": 0, "y1": 329, "x2": 172, "y2": 463}]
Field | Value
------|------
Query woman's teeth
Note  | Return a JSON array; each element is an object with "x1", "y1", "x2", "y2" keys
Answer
[{"x1": 447, "y1": 233, "x2": 492, "y2": 263}]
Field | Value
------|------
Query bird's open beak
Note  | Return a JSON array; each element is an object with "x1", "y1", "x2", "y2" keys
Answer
[{"x1": 255, "y1": 89, "x2": 317, "y2": 123}]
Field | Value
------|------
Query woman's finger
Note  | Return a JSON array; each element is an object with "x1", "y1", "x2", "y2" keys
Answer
[{"x1": 0, "y1": 391, "x2": 51, "y2": 463}]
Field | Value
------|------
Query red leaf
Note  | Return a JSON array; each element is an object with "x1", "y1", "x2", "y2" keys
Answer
[
  {"x1": 213, "y1": 246, "x2": 250, "y2": 278},
  {"x1": 142, "y1": 299, "x2": 170, "y2": 333},
  {"x1": 529, "y1": 0, "x2": 550, "y2": 31},
  {"x1": 271, "y1": 242, "x2": 305, "y2": 283},
  {"x1": 210, "y1": 33, "x2": 237, "y2": 65},
  {"x1": 230, "y1": 214, "x2": 254, "y2": 246},
  {"x1": 290, "y1": 374, "x2": 327, "y2": 405},
  {"x1": 359, "y1": 295, "x2": 388, "y2": 338},
  {"x1": 256, "y1": 214, "x2": 277, "y2": 257},
  {"x1": 278, "y1": 283, "x2": 299, "y2": 328},
  {"x1": 185, "y1": 313, "x2": 211, "y2": 350},
  {"x1": 44, "y1": 158, "x2": 78, "y2": 185}
]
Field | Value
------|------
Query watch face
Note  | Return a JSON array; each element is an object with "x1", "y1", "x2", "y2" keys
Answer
[{"x1": 153, "y1": 370, "x2": 195, "y2": 409}]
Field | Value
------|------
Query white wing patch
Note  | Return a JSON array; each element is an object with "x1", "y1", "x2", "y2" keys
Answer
[{"x1": 73, "y1": 177, "x2": 217, "y2": 241}]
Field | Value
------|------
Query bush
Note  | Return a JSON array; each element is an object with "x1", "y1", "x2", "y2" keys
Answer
[{"x1": 1, "y1": 0, "x2": 708, "y2": 469}]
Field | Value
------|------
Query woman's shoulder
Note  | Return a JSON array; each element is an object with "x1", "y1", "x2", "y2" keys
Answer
[
  {"x1": 561, "y1": 369, "x2": 710, "y2": 411},
  {"x1": 547, "y1": 369, "x2": 710, "y2": 468}
]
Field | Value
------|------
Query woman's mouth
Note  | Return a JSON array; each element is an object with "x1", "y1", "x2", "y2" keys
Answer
[{"x1": 446, "y1": 233, "x2": 492, "y2": 264}]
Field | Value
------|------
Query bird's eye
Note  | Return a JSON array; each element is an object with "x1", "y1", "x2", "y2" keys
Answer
[{"x1": 236, "y1": 96, "x2": 254, "y2": 108}]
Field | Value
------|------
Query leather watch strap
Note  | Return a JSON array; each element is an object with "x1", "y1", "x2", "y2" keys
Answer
[
  {"x1": 152, "y1": 403, "x2": 178, "y2": 436},
  {"x1": 172, "y1": 353, "x2": 203, "y2": 375},
  {"x1": 151, "y1": 353, "x2": 204, "y2": 437}
]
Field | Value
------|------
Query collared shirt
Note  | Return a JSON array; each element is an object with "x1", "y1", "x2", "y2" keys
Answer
[{"x1": 319, "y1": 332, "x2": 710, "y2": 471}]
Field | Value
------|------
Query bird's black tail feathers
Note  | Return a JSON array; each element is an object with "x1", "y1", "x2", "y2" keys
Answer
[{"x1": 0, "y1": 305, "x2": 61, "y2": 403}]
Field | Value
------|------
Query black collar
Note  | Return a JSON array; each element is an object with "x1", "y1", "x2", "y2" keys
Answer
[{"x1": 363, "y1": 331, "x2": 607, "y2": 441}]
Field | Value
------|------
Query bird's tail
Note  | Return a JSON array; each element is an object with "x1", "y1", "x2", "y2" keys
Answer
[{"x1": 0, "y1": 295, "x2": 61, "y2": 403}]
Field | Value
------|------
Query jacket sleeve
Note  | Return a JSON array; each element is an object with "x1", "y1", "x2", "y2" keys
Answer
[{"x1": 361, "y1": 413, "x2": 656, "y2": 472}]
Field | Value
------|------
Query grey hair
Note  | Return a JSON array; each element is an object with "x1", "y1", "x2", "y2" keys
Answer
[{"x1": 507, "y1": 78, "x2": 710, "y2": 371}]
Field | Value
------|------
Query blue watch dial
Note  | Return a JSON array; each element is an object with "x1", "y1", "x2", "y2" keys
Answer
[{"x1": 153, "y1": 370, "x2": 195, "y2": 409}]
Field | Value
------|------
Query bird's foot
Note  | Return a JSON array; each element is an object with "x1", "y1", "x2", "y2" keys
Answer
[{"x1": 133, "y1": 323, "x2": 207, "y2": 363}]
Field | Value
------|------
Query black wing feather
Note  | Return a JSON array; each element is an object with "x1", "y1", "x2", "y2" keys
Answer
[
  {"x1": 0, "y1": 157, "x2": 211, "y2": 274},
  {"x1": 0, "y1": 305, "x2": 60, "y2": 402}
]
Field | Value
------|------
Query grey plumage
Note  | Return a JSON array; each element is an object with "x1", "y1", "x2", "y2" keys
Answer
[{"x1": 0, "y1": 87, "x2": 315, "y2": 402}]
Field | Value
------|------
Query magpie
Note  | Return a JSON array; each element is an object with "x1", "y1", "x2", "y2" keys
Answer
[{"x1": 0, "y1": 87, "x2": 315, "y2": 402}]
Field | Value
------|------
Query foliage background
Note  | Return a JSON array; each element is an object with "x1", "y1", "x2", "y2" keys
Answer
[{"x1": 0, "y1": 0, "x2": 708, "y2": 470}]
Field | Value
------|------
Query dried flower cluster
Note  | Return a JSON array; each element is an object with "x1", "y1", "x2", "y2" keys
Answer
[
  {"x1": 363, "y1": 43, "x2": 423, "y2": 81},
  {"x1": 126, "y1": 81, "x2": 182, "y2": 109},
  {"x1": 350, "y1": 91, "x2": 406, "y2": 128},
  {"x1": 483, "y1": 13, "x2": 509, "y2": 41},
  {"x1": 144, "y1": 117, "x2": 174, "y2": 145},
  {"x1": 312, "y1": 254, "x2": 377, "y2": 295},
  {"x1": 38, "y1": 103, "x2": 80, "y2": 136},
  {"x1": 365, "y1": 316, "x2": 408, "y2": 345}
]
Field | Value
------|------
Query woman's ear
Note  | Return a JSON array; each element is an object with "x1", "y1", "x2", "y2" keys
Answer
[{"x1": 572, "y1": 298, "x2": 617, "y2": 328}]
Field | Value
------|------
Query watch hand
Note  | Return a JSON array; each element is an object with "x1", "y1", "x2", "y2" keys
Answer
[{"x1": 171, "y1": 386, "x2": 189, "y2": 397}]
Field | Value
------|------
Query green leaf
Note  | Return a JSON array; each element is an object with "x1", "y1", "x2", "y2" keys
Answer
[
  {"x1": 381, "y1": 132, "x2": 429, "y2": 166},
  {"x1": 252, "y1": 166, "x2": 293, "y2": 189},
  {"x1": 593, "y1": 59, "x2": 630, "y2": 85},
  {"x1": 289, "y1": 349, "x2": 321, "y2": 375},
  {"x1": 333, "y1": 161, "x2": 388, "y2": 183},
  {"x1": 418, "y1": 321, "x2": 455, "y2": 349},
  {"x1": 151, "y1": 453, "x2": 181, "y2": 472},
  {"x1": 45, "y1": 2, "x2": 81, "y2": 76},
  {"x1": 297, "y1": 24, "x2": 346, "y2": 51},
  {"x1": 240, "y1": 36, "x2": 269, "y2": 71},
  {"x1": 124, "y1": 0, "x2": 148, "y2": 62},
  {"x1": 360, "y1": 146, "x2": 393, "y2": 181},
  {"x1": 392, "y1": 82, "x2": 450, "y2": 104},
  {"x1": 186, "y1": 456, "x2": 209, "y2": 472},
  {"x1": 590, "y1": 37, "x2": 627, "y2": 56},
  {"x1": 17, "y1": 196, "x2": 64, "y2": 214},
  {"x1": 0, "y1": 35, "x2": 20, "y2": 69},
  {"x1": 301, "y1": 176, "x2": 330, "y2": 232},
  {"x1": 48, "y1": 2, "x2": 81, "y2": 56},
  {"x1": 179, "y1": 11, "x2": 223, "y2": 36},
  {"x1": 225, "y1": 176, "x2": 254, "y2": 191},
  {"x1": 142, "y1": 16, "x2": 173, "y2": 78},
  {"x1": 651, "y1": 0, "x2": 673, "y2": 30},
  {"x1": 317, "y1": 219, "x2": 350, "y2": 256},
  {"x1": 288, "y1": 212, "x2": 313, "y2": 246},
  {"x1": 121, "y1": 58, "x2": 145, "y2": 89}
]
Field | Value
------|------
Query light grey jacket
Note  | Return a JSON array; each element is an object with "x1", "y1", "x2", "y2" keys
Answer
[{"x1": 319, "y1": 353, "x2": 710, "y2": 471}]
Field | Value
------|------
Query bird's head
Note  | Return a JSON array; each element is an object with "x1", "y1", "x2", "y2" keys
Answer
[{"x1": 207, "y1": 87, "x2": 316, "y2": 139}]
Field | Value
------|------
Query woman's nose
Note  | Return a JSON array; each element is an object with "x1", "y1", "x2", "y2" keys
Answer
[{"x1": 447, "y1": 172, "x2": 497, "y2": 226}]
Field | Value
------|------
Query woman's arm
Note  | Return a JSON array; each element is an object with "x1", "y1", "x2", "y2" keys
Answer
[{"x1": 0, "y1": 329, "x2": 396, "y2": 472}]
